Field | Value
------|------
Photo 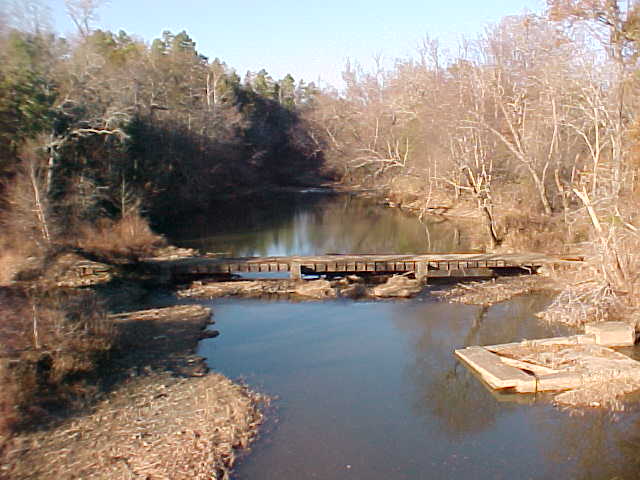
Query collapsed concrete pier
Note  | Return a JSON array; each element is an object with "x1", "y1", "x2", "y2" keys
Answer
[{"x1": 455, "y1": 322, "x2": 640, "y2": 409}]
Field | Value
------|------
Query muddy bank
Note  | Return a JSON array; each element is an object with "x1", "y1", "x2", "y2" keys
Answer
[{"x1": 1, "y1": 303, "x2": 267, "y2": 480}]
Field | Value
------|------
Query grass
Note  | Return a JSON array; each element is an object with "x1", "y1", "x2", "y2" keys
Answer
[
  {"x1": 0, "y1": 248, "x2": 29, "y2": 286},
  {"x1": 74, "y1": 213, "x2": 166, "y2": 261},
  {"x1": 0, "y1": 287, "x2": 114, "y2": 437}
]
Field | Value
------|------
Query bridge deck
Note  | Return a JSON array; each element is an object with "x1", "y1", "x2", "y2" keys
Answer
[{"x1": 157, "y1": 253, "x2": 583, "y2": 280}]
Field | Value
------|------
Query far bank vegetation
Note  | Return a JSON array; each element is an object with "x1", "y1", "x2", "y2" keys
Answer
[{"x1": 304, "y1": 1, "x2": 640, "y2": 328}]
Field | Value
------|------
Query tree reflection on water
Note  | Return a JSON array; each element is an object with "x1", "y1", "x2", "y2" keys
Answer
[
  {"x1": 162, "y1": 192, "x2": 473, "y2": 256},
  {"x1": 394, "y1": 294, "x2": 640, "y2": 479}
]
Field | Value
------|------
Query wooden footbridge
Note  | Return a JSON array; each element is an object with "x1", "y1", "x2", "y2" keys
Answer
[{"x1": 157, "y1": 253, "x2": 583, "y2": 282}]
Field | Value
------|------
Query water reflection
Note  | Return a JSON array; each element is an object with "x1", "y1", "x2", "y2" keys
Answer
[
  {"x1": 396, "y1": 295, "x2": 568, "y2": 438},
  {"x1": 197, "y1": 295, "x2": 615, "y2": 480},
  {"x1": 162, "y1": 192, "x2": 473, "y2": 256}
]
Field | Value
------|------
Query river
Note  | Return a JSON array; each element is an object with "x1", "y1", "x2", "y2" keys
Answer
[{"x1": 164, "y1": 191, "x2": 640, "y2": 480}]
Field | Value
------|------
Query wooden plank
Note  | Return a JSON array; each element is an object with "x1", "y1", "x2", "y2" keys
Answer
[
  {"x1": 290, "y1": 262, "x2": 302, "y2": 280},
  {"x1": 537, "y1": 372, "x2": 583, "y2": 391}
]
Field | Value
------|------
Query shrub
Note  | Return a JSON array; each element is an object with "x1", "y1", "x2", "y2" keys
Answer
[
  {"x1": 0, "y1": 287, "x2": 114, "y2": 435},
  {"x1": 74, "y1": 211, "x2": 166, "y2": 260}
]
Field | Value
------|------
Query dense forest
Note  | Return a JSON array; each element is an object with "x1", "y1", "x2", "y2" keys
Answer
[
  {"x1": 3, "y1": 0, "x2": 640, "y2": 440},
  {"x1": 0, "y1": 6, "x2": 327, "y2": 267}
]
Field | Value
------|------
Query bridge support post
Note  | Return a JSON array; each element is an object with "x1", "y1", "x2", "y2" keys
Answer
[
  {"x1": 416, "y1": 262, "x2": 428, "y2": 284},
  {"x1": 290, "y1": 262, "x2": 302, "y2": 280}
]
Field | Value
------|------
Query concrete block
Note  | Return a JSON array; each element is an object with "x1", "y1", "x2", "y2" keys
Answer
[
  {"x1": 585, "y1": 322, "x2": 635, "y2": 347},
  {"x1": 536, "y1": 372, "x2": 583, "y2": 392},
  {"x1": 290, "y1": 262, "x2": 302, "y2": 280},
  {"x1": 577, "y1": 334, "x2": 597, "y2": 345},
  {"x1": 455, "y1": 346, "x2": 536, "y2": 393}
]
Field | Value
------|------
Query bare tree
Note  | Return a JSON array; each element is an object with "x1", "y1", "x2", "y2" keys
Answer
[
  {"x1": 6, "y1": 0, "x2": 52, "y2": 35},
  {"x1": 547, "y1": 0, "x2": 640, "y2": 194},
  {"x1": 65, "y1": 0, "x2": 106, "y2": 38},
  {"x1": 448, "y1": 127, "x2": 502, "y2": 248},
  {"x1": 4, "y1": 141, "x2": 54, "y2": 247}
]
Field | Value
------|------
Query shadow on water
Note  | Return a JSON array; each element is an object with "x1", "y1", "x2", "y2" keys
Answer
[{"x1": 161, "y1": 192, "x2": 640, "y2": 480}]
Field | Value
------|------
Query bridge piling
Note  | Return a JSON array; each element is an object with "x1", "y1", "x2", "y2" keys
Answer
[
  {"x1": 416, "y1": 262, "x2": 428, "y2": 284},
  {"x1": 290, "y1": 262, "x2": 302, "y2": 280}
]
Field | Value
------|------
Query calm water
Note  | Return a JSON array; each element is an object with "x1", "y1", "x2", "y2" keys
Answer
[
  {"x1": 165, "y1": 192, "x2": 640, "y2": 480},
  {"x1": 165, "y1": 191, "x2": 474, "y2": 256}
]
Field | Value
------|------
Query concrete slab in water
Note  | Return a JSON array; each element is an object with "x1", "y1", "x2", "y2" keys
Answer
[
  {"x1": 537, "y1": 372, "x2": 584, "y2": 392},
  {"x1": 584, "y1": 322, "x2": 635, "y2": 347},
  {"x1": 458, "y1": 335, "x2": 640, "y2": 407},
  {"x1": 454, "y1": 346, "x2": 536, "y2": 393}
]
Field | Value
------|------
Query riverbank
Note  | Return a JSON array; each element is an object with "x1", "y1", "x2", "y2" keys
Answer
[
  {"x1": 363, "y1": 179, "x2": 640, "y2": 339},
  {"x1": 0, "y1": 259, "x2": 267, "y2": 479},
  {"x1": 2, "y1": 370, "x2": 264, "y2": 480}
]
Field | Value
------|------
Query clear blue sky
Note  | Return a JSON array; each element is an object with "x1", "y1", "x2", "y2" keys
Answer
[{"x1": 45, "y1": 0, "x2": 544, "y2": 87}]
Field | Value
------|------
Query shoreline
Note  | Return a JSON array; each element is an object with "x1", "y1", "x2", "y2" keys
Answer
[{"x1": 1, "y1": 293, "x2": 267, "y2": 479}]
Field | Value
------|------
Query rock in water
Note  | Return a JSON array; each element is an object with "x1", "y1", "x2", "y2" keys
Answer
[
  {"x1": 340, "y1": 283, "x2": 368, "y2": 299},
  {"x1": 372, "y1": 275, "x2": 422, "y2": 298},
  {"x1": 294, "y1": 279, "x2": 336, "y2": 299}
]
